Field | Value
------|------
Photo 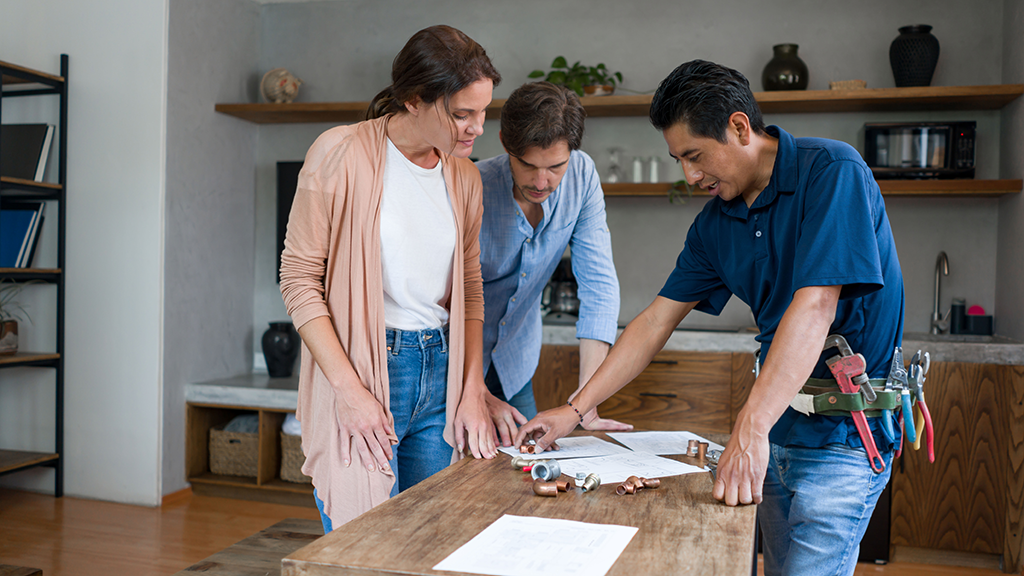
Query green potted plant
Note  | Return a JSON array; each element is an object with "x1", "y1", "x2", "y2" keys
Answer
[
  {"x1": 529, "y1": 56, "x2": 624, "y2": 97},
  {"x1": 0, "y1": 280, "x2": 36, "y2": 355}
]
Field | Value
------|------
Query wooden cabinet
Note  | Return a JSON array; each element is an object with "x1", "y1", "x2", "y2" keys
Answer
[
  {"x1": 186, "y1": 402, "x2": 314, "y2": 507},
  {"x1": 890, "y1": 361, "x2": 1024, "y2": 572},
  {"x1": 533, "y1": 345, "x2": 755, "y2": 433},
  {"x1": 0, "y1": 56, "x2": 68, "y2": 496}
]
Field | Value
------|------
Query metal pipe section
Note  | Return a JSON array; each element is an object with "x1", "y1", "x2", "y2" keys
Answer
[{"x1": 530, "y1": 460, "x2": 561, "y2": 481}]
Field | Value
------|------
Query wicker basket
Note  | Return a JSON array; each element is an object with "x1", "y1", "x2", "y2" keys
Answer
[
  {"x1": 280, "y1": 431, "x2": 312, "y2": 484},
  {"x1": 209, "y1": 423, "x2": 258, "y2": 478}
]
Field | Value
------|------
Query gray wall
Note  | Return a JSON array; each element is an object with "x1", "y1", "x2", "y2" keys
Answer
[
  {"x1": 252, "y1": 0, "x2": 1011, "y2": 342},
  {"x1": 0, "y1": 0, "x2": 167, "y2": 504},
  {"x1": 164, "y1": 0, "x2": 261, "y2": 496},
  {"x1": 998, "y1": 0, "x2": 1024, "y2": 341}
]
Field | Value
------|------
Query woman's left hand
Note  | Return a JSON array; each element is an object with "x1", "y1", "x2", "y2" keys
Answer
[{"x1": 454, "y1": 383, "x2": 498, "y2": 460}]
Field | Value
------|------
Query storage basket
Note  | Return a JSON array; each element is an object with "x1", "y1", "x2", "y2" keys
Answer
[
  {"x1": 280, "y1": 431, "x2": 312, "y2": 484},
  {"x1": 209, "y1": 423, "x2": 258, "y2": 477}
]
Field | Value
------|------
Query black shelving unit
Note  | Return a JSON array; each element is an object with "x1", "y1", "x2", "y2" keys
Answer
[{"x1": 0, "y1": 54, "x2": 68, "y2": 497}]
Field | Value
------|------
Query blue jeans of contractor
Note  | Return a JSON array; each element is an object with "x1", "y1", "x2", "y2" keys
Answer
[
  {"x1": 484, "y1": 365, "x2": 538, "y2": 420},
  {"x1": 314, "y1": 325, "x2": 451, "y2": 534},
  {"x1": 759, "y1": 443, "x2": 894, "y2": 576}
]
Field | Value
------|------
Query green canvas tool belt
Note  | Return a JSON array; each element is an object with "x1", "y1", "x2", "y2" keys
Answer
[{"x1": 790, "y1": 377, "x2": 918, "y2": 417}]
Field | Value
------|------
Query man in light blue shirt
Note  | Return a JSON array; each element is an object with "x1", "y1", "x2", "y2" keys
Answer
[{"x1": 475, "y1": 82, "x2": 630, "y2": 445}]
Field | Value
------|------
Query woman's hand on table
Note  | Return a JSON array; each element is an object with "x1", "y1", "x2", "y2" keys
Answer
[
  {"x1": 335, "y1": 382, "x2": 395, "y2": 472},
  {"x1": 454, "y1": 384, "x2": 498, "y2": 459},
  {"x1": 568, "y1": 390, "x2": 633, "y2": 432},
  {"x1": 513, "y1": 405, "x2": 578, "y2": 453},
  {"x1": 483, "y1": 390, "x2": 528, "y2": 447}
]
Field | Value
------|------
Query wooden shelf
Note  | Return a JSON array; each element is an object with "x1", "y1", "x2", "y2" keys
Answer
[
  {"x1": 603, "y1": 179, "x2": 1022, "y2": 198},
  {"x1": 0, "y1": 60, "x2": 65, "y2": 87},
  {"x1": 1, "y1": 176, "x2": 62, "y2": 191},
  {"x1": 0, "y1": 352, "x2": 60, "y2": 368},
  {"x1": 0, "y1": 268, "x2": 62, "y2": 282},
  {"x1": 0, "y1": 449, "x2": 59, "y2": 474},
  {"x1": 215, "y1": 84, "x2": 1024, "y2": 124}
]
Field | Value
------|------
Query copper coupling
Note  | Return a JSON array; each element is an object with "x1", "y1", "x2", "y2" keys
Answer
[
  {"x1": 532, "y1": 478, "x2": 571, "y2": 496},
  {"x1": 615, "y1": 475, "x2": 661, "y2": 495}
]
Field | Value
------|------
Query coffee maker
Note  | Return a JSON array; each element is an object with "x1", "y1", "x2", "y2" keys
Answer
[{"x1": 541, "y1": 258, "x2": 579, "y2": 321}]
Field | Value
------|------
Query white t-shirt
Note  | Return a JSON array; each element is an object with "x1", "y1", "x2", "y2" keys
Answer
[{"x1": 380, "y1": 138, "x2": 456, "y2": 330}]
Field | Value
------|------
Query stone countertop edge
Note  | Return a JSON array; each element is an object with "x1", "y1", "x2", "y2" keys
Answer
[
  {"x1": 186, "y1": 373, "x2": 298, "y2": 411},
  {"x1": 542, "y1": 326, "x2": 1024, "y2": 365}
]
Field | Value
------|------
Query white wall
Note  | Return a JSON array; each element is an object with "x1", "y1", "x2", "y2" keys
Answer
[
  {"x1": 251, "y1": 0, "x2": 1008, "y2": 340},
  {"x1": 164, "y1": 0, "x2": 260, "y2": 496},
  {"x1": 0, "y1": 0, "x2": 168, "y2": 504},
  {"x1": 997, "y1": 0, "x2": 1024, "y2": 341}
]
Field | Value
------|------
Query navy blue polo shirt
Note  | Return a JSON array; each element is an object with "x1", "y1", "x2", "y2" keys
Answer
[{"x1": 660, "y1": 125, "x2": 905, "y2": 452}]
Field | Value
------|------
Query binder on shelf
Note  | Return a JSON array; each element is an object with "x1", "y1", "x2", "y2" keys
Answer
[
  {"x1": 0, "y1": 201, "x2": 45, "y2": 268},
  {"x1": 1, "y1": 123, "x2": 54, "y2": 182}
]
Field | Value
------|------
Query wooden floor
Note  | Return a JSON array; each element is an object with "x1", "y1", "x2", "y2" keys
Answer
[{"x1": 0, "y1": 487, "x2": 1005, "y2": 576}]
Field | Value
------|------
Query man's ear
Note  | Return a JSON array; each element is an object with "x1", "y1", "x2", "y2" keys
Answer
[{"x1": 729, "y1": 112, "x2": 753, "y2": 146}]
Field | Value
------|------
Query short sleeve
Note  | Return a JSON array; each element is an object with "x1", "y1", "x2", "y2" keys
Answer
[
  {"x1": 658, "y1": 216, "x2": 732, "y2": 315},
  {"x1": 793, "y1": 160, "x2": 884, "y2": 300}
]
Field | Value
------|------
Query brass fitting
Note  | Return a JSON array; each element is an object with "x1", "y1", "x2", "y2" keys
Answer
[
  {"x1": 581, "y1": 473, "x2": 601, "y2": 493},
  {"x1": 510, "y1": 455, "x2": 531, "y2": 469}
]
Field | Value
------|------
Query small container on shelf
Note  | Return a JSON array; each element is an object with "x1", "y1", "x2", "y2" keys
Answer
[
  {"x1": 279, "y1": 430, "x2": 312, "y2": 484},
  {"x1": 209, "y1": 420, "x2": 259, "y2": 478}
]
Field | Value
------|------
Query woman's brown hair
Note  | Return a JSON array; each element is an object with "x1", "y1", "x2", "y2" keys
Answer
[{"x1": 367, "y1": 25, "x2": 501, "y2": 120}]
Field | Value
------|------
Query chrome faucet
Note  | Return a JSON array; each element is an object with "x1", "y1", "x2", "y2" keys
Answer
[{"x1": 931, "y1": 251, "x2": 949, "y2": 334}]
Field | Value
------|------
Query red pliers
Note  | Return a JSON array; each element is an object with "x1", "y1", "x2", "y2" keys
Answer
[{"x1": 909, "y1": 351, "x2": 935, "y2": 463}]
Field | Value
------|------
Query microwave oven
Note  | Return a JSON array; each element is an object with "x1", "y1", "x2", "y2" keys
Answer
[{"x1": 863, "y1": 121, "x2": 975, "y2": 179}]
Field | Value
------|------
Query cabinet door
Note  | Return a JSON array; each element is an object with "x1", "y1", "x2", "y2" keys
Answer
[{"x1": 890, "y1": 361, "x2": 1020, "y2": 558}]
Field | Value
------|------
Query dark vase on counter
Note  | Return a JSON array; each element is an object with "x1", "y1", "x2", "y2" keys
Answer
[
  {"x1": 262, "y1": 321, "x2": 299, "y2": 378},
  {"x1": 761, "y1": 44, "x2": 808, "y2": 91},
  {"x1": 889, "y1": 25, "x2": 940, "y2": 87}
]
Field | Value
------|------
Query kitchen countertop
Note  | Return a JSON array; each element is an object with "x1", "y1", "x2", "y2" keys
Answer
[{"x1": 187, "y1": 327, "x2": 1024, "y2": 411}]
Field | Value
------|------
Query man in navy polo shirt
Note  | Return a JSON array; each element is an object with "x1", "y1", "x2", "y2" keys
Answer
[{"x1": 516, "y1": 60, "x2": 904, "y2": 576}]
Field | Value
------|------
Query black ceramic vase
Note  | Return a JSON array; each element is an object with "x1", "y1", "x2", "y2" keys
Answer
[
  {"x1": 262, "y1": 321, "x2": 299, "y2": 378},
  {"x1": 889, "y1": 25, "x2": 939, "y2": 87},
  {"x1": 761, "y1": 44, "x2": 809, "y2": 91}
]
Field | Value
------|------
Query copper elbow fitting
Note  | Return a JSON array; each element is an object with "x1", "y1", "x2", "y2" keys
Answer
[
  {"x1": 533, "y1": 480, "x2": 558, "y2": 497},
  {"x1": 581, "y1": 473, "x2": 601, "y2": 493},
  {"x1": 641, "y1": 477, "x2": 661, "y2": 489},
  {"x1": 555, "y1": 479, "x2": 571, "y2": 492},
  {"x1": 616, "y1": 482, "x2": 635, "y2": 495}
]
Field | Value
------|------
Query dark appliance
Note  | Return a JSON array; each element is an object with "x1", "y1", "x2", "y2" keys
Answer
[
  {"x1": 276, "y1": 161, "x2": 304, "y2": 282},
  {"x1": 864, "y1": 121, "x2": 975, "y2": 179}
]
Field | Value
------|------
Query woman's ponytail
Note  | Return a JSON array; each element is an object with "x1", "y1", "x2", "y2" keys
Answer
[{"x1": 366, "y1": 86, "x2": 398, "y2": 120}]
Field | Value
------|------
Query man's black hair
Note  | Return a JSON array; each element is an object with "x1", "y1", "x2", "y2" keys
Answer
[{"x1": 649, "y1": 59, "x2": 766, "y2": 142}]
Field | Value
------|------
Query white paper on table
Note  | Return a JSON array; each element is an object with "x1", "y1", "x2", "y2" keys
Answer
[
  {"x1": 607, "y1": 430, "x2": 725, "y2": 455},
  {"x1": 497, "y1": 436, "x2": 632, "y2": 460},
  {"x1": 555, "y1": 452, "x2": 706, "y2": 484},
  {"x1": 432, "y1": 514, "x2": 638, "y2": 576}
]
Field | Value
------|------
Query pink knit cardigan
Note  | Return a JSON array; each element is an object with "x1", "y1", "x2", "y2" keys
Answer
[{"x1": 279, "y1": 115, "x2": 484, "y2": 527}]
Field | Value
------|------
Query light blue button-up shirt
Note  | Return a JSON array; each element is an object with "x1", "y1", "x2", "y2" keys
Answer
[{"x1": 476, "y1": 150, "x2": 620, "y2": 400}]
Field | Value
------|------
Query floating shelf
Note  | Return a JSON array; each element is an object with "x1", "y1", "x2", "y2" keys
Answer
[
  {"x1": 603, "y1": 179, "x2": 1022, "y2": 198},
  {"x1": 0, "y1": 352, "x2": 60, "y2": 368},
  {"x1": 215, "y1": 84, "x2": 1024, "y2": 124},
  {"x1": 0, "y1": 59, "x2": 64, "y2": 87},
  {"x1": 0, "y1": 268, "x2": 62, "y2": 282},
  {"x1": 0, "y1": 449, "x2": 59, "y2": 475}
]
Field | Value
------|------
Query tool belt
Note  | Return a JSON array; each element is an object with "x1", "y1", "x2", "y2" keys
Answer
[{"x1": 790, "y1": 377, "x2": 918, "y2": 417}]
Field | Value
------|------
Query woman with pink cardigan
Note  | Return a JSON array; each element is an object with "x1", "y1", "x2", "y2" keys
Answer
[{"x1": 279, "y1": 25, "x2": 501, "y2": 532}]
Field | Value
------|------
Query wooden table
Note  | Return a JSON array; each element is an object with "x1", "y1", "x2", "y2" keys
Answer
[
  {"x1": 172, "y1": 518, "x2": 321, "y2": 575},
  {"x1": 283, "y1": 432, "x2": 756, "y2": 575}
]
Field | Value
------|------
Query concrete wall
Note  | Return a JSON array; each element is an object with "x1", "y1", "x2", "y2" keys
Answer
[
  {"x1": 252, "y1": 0, "x2": 1008, "y2": 341},
  {"x1": 164, "y1": 0, "x2": 260, "y2": 496},
  {"x1": 997, "y1": 0, "x2": 1024, "y2": 341},
  {"x1": 0, "y1": 0, "x2": 168, "y2": 504}
]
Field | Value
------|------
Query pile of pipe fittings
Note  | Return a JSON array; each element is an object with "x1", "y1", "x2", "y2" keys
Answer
[
  {"x1": 511, "y1": 455, "x2": 600, "y2": 496},
  {"x1": 615, "y1": 475, "x2": 661, "y2": 495}
]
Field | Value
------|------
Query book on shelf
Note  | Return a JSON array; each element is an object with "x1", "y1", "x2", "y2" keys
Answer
[
  {"x1": 0, "y1": 201, "x2": 45, "y2": 268},
  {"x1": 1, "y1": 123, "x2": 54, "y2": 182}
]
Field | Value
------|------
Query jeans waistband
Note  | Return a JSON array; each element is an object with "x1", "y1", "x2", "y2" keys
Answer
[{"x1": 386, "y1": 325, "x2": 449, "y2": 354}]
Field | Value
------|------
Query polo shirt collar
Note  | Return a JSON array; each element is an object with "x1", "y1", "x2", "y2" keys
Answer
[{"x1": 718, "y1": 125, "x2": 797, "y2": 219}]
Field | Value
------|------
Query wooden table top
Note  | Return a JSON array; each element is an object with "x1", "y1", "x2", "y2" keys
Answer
[
  {"x1": 173, "y1": 517, "x2": 322, "y2": 575},
  {"x1": 283, "y1": 432, "x2": 756, "y2": 576}
]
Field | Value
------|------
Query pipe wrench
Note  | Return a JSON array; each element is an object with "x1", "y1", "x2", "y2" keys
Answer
[{"x1": 823, "y1": 335, "x2": 885, "y2": 473}]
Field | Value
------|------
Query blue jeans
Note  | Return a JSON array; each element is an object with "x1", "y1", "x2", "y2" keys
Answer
[
  {"x1": 759, "y1": 443, "x2": 894, "y2": 576},
  {"x1": 313, "y1": 325, "x2": 451, "y2": 535},
  {"x1": 385, "y1": 326, "x2": 451, "y2": 497},
  {"x1": 484, "y1": 365, "x2": 538, "y2": 420}
]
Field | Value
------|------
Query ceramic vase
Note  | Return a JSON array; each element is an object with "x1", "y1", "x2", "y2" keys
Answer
[
  {"x1": 0, "y1": 320, "x2": 17, "y2": 355},
  {"x1": 761, "y1": 44, "x2": 808, "y2": 91},
  {"x1": 262, "y1": 321, "x2": 299, "y2": 378},
  {"x1": 889, "y1": 25, "x2": 940, "y2": 87}
]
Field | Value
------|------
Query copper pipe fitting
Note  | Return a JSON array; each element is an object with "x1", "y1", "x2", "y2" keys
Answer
[
  {"x1": 519, "y1": 445, "x2": 529, "y2": 454},
  {"x1": 616, "y1": 482, "x2": 635, "y2": 495},
  {"x1": 555, "y1": 479, "x2": 571, "y2": 492},
  {"x1": 581, "y1": 473, "x2": 601, "y2": 493},
  {"x1": 640, "y1": 477, "x2": 661, "y2": 489},
  {"x1": 533, "y1": 480, "x2": 558, "y2": 497},
  {"x1": 697, "y1": 442, "x2": 708, "y2": 461},
  {"x1": 687, "y1": 439, "x2": 699, "y2": 456}
]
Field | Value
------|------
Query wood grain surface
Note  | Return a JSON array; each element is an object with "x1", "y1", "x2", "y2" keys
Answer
[
  {"x1": 172, "y1": 518, "x2": 321, "y2": 576},
  {"x1": 283, "y1": 432, "x2": 757, "y2": 576},
  {"x1": 1001, "y1": 365, "x2": 1024, "y2": 573},
  {"x1": 891, "y1": 362, "x2": 1007, "y2": 556}
]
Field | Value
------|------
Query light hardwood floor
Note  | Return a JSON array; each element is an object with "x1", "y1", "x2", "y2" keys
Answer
[{"x1": 0, "y1": 487, "x2": 1005, "y2": 575}]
